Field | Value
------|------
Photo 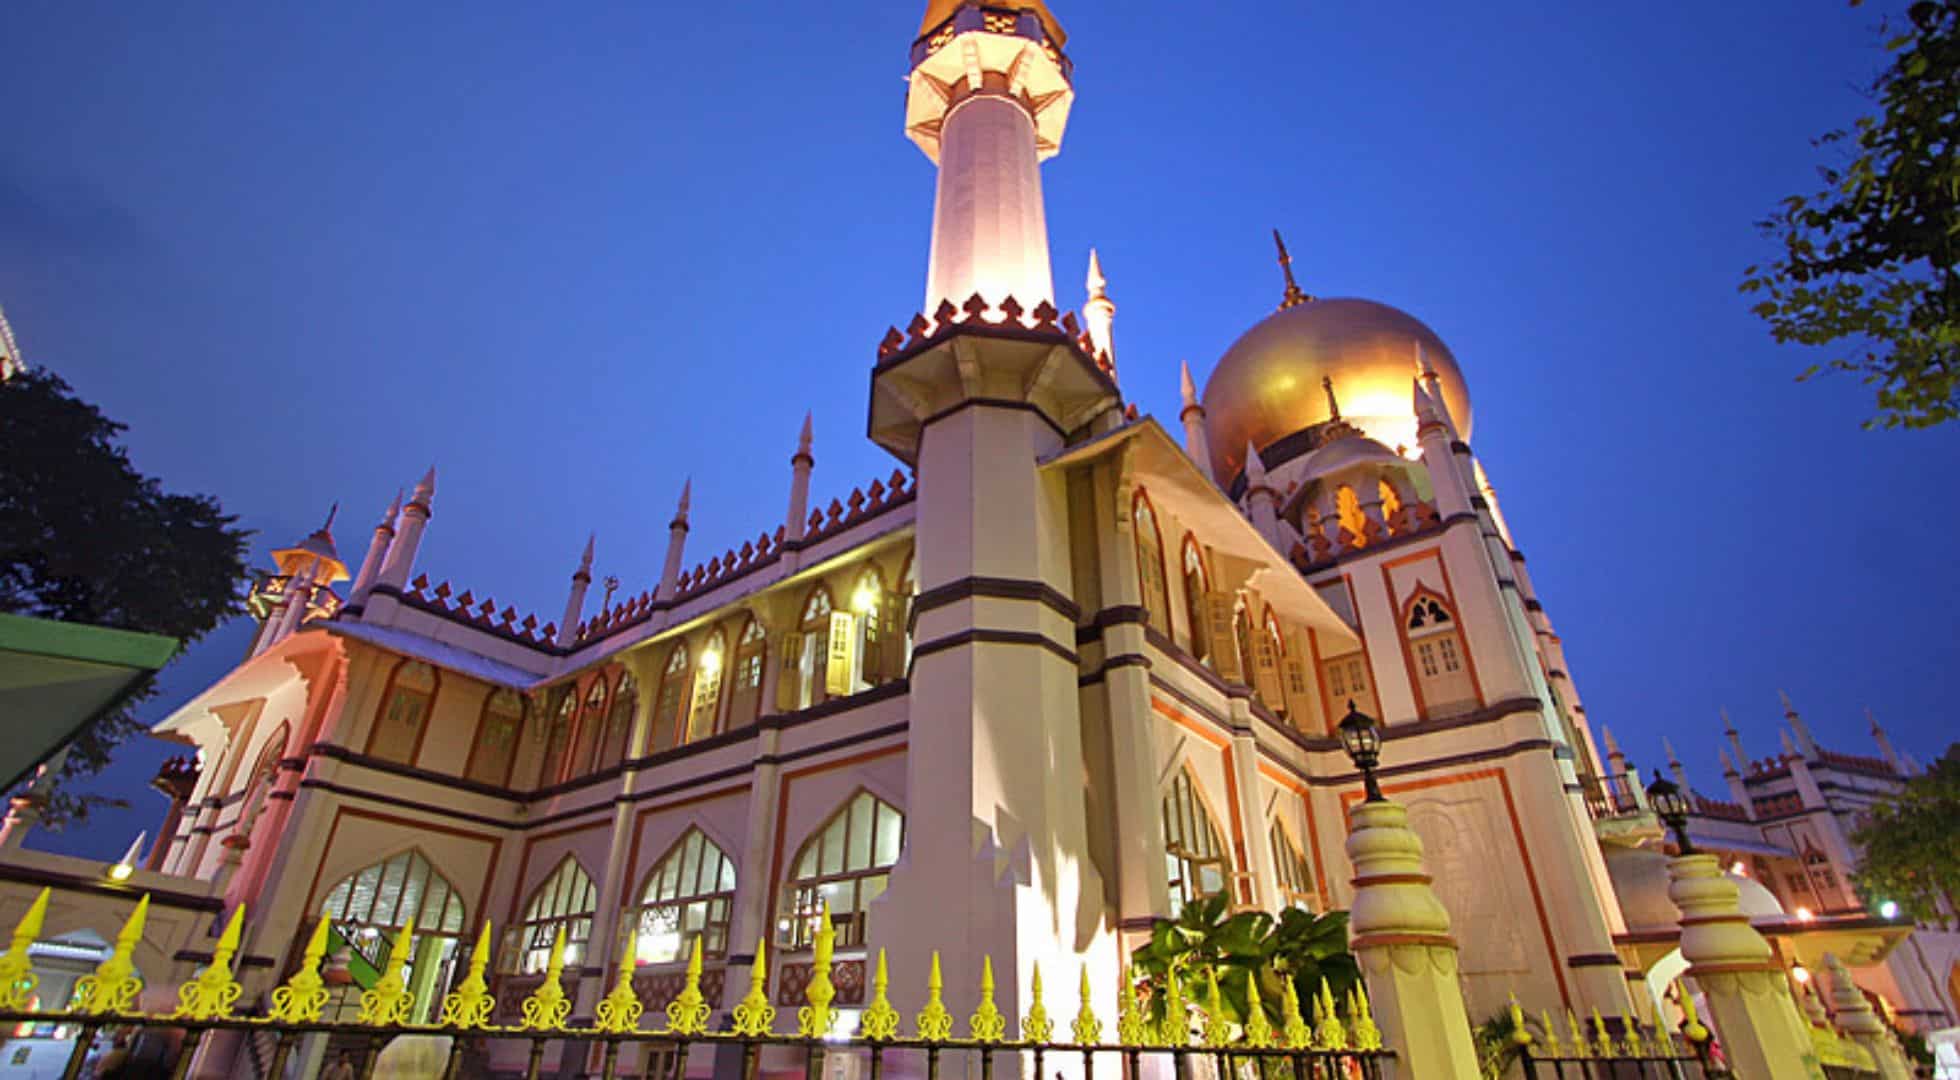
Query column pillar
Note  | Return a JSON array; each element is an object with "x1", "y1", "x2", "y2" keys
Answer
[
  {"x1": 1345, "y1": 797, "x2": 1481, "y2": 1079},
  {"x1": 1824, "y1": 952, "x2": 1913, "y2": 1080},
  {"x1": 1667, "y1": 851, "x2": 1818, "y2": 1077}
]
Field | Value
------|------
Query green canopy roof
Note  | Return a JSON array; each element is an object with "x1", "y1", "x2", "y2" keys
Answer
[{"x1": 0, "y1": 612, "x2": 180, "y2": 793}]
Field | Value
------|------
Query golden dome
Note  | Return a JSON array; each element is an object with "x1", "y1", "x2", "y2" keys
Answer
[{"x1": 1201, "y1": 298, "x2": 1472, "y2": 482}]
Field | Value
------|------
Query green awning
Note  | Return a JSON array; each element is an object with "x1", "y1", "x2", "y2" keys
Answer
[{"x1": 0, "y1": 612, "x2": 180, "y2": 793}]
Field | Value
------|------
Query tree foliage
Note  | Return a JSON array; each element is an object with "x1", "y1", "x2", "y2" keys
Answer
[
  {"x1": 0, "y1": 369, "x2": 250, "y2": 825},
  {"x1": 1849, "y1": 744, "x2": 1960, "y2": 925},
  {"x1": 1740, "y1": 1, "x2": 1960, "y2": 428},
  {"x1": 1128, "y1": 892, "x2": 1359, "y2": 1040}
]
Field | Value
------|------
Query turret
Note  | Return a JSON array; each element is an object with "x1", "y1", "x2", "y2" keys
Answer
[
  {"x1": 376, "y1": 467, "x2": 436, "y2": 591},
  {"x1": 1083, "y1": 249, "x2": 1115, "y2": 363},
  {"x1": 1242, "y1": 440, "x2": 1281, "y2": 546},
  {"x1": 1601, "y1": 725, "x2": 1627, "y2": 779},
  {"x1": 556, "y1": 534, "x2": 596, "y2": 648},
  {"x1": 1780, "y1": 690, "x2": 1818, "y2": 758},
  {"x1": 1663, "y1": 736, "x2": 1690, "y2": 792},
  {"x1": 657, "y1": 481, "x2": 691, "y2": 601},
  {"x1": 1179, "y1": 361, "x2": 1214, "y2": 483},
  {"x1": 785, "y1": 413, "x2": 814, "y2": 542},
  {"x1": 910, "y1": 0, "x2": 1072, "y2": 312},
  {"x1": 1722, "y1": 708, "x2": 1746, "y2": 768},
  {"x1": 347, "y1": 490, "x2": 401, "y2": 609},
  {"x1": 1867, "y1": 709, "x2": 1904, "y2": 773},
  {"x1": 1414, "y1": 379, "x2": 1472, "y2": 517}
]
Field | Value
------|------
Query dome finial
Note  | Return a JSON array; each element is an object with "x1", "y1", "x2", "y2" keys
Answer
[
  {"x1": 1321, "y1": 375, "x2": 1341, "y2": 420},
  {"x1": 1272, "y1": 229, "x2": 1312, "y2": 310}
]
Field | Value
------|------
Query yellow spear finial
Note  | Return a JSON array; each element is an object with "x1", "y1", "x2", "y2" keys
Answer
[
  {"x1": 1537, "y1": 1009, "x2": 1563, "y2": 1057},
  {"x1": 1158, "y1": 965, "x2": 1187, "y2": 1047},
  {"x1": 1566, "y1": 1009, "x2": 1589, "y2": 1058},
  {"x1": 1313, "y1": 978, "x2": 1346, "y2": 1051},
  {"x1": 592, "y1": 928, "x2": 645, "y2": 1035},
  {"x1": 1507, "y1": 992, "x2": 1533, "y2": 1047},
  {"x1": 172, "y1": 904, "x2": 246, "y2": 1020},
  {"x1": 438, "y1": 920, "x2": 497, "y2": 1029},
  {"x1": 1071, "y1": 965, "x2": 1103, "y2": 1046},
  {"x1": 1116, "y1": 970, "x2": 1150, "y2": 1045},
  {"x1": 1279, "y1": 978, "x2": 1311, "y2": 1048},
  {"x1": 729, "y1": 937, "x2": 776, "y2": 1036},
  {"x1": 666, "y1": 937, "x2": 712, "y2": 1035},
  {"x1": 859, "y1": 949, "x2": 900, "y2": 1040},
  {"x1": 268, "y1": 916, "x2": 334, "y2": 1023},
  {"x1": 0, "y1": 888, "x2": 50, "y2": 1009},
  {"x1": 1621, "y1": 1013, "x2": 1646, "y2": 1056},
  {"x1": 74, "y1": 895, "x2": 149, "y2": 1015},
  {"x1": 515, "y1": 924, "x2": 572, "y2": 1031},
  {"x1": 358, "y1": 917, "x2": 419, "y2": 1027},
  {"x1": 1022, "y1": 961, "x2": 1054, "y2": 1043},
  {"x1": 970, "y1": 955, "x2": 1007, "y2": 1042},
  {"x1": 1591, "y1": 1007, "x2": 1615, "y2": 1057},
  {"x1": 915, "y1": 951, "x2": 953, "y2": 1040},
  {"x1": 1242, "y1": 971, "x2": 1275, "y2": 1048},
  {"x1": 1200, "y1": 968, "x2": 1232, "y2": 1048},
  {"x1": 1347, "y1": 986, "x2": 1382, "y2": 1051},
  {"x1": 798, "y1": 900, "x2": 838, "y2": 1038}
]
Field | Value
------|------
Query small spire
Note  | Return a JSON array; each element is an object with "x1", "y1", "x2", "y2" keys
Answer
[
  {"x1": 1086, "y1": 248, "x2": 1108, "y2": 299},
  {"x1": 797, "y1": 411, "x2": 814, "y2": 459},
  {"x1": 1601, "y1": 725, "x2": 1622, "y2": 759},
  {"x1": 1273, "y1": 229, "x2": 1311, "y2": 310},
  {"x1": 578, "y1": 533, "x2": 596, "y2": 574},
  {"x1": 1243, "y1": 440, "x2": 1268, "y2": 487},
  {"x1": 321, "y1": 503, "x2": 338, "y2": 533},
  {"x1": 1779, "y1": 729, "x2": 1798, "y2": 759},
  {"x1": 382, "y1": 489, "x2": 402, "y2": 526},
  {"x1": 409, "y1": 466, "x2": 437, "y2": 512},
  {"x1": 1867, "y1": 707, "x2": 1883, "y2": 736},
  {"x1": 675, "y1": 479, "x2": 692, "y2": 524},
  {"x1": 1179, "y1": 360, "x2": 1199, "y2": 409},
  {"x1": 1719, "y1": 747, "x2": 1737, "y2": 774},
  {"x1": 1662, "y1": 736, "x2": 1681, "y2": 766},
  {"x1": 1322, "y1": 376, "x2": 1342, "y2": 420}
]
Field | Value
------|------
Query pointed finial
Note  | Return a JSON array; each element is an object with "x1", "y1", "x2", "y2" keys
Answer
[
  {"x1": 797, "y1": 900, "x2": 839, "y2": 1038},
  {"x1": 75, "y1": 895, "x2": 150, "y2": 1014},
  {"x1": 1200, "y1": 968, "x2": 1232, "y2": 1047},
  {"x1": 381, "y1": 489, "x2": 403, "y2": 528},
  {"x1": 360, "y1": 917, "x2": 420, "y2": 1026},
  {"x1": 1070, "y1": 966, "x2": 1103, "y2": 1045},
  {"x1": 321, "y1": 503, "x2": 339, "y2": 533},
  {"x1": 1601, "y1": 725, "x2": 1622, "y2": 757},
  {"x1": 438, "y1": 921, "x2": 498, "y2": 1029},
  {"x1": 415, "y1": 466, "x2": 437, "y2": 499},
  {"x1": 578, "y1": 533, "x2": 596, "y2": 573},
  {"x1": 0, "y1": 889, "x2": 51, "y2": 1008},
  {"x1": 1779, "y1": 689, "x2": 1797, "y2": 715},
  {"x1": 969, "y1": 954, "x2": 1007, "y2": 1042},
  {"x1": 1721, "y1": 707, "x2": 1736, "y2": 734},
  {"x1": 1279, "y1": 977, "x2": 1310, "y2": 1048},
  {"x1": 1020, "y1": 961, "x2": 1054, "y2": 1043},
  {"x1": 1866, "y1": 707, "x2": 1883, "y2": 735},
  {"x1": 268, "y1": 916, "x2": 334, "y2": 1023},
  {"x1": 593, "y1": 925, "x2": 646, "y2": 1035},
  {"x1": 1116, "y1": 969, "x2": 1150, "y2": 1045},
  {"x1": 1273, "y1": 229, "x2": 1310, "y2": 309},
  {"x1": 1086, "y1": 248, "x2": 1108, "y2": 298},
  {"x1": 1322, "y1": 375, "x2": 1342, "y2": 420},
  {"x1": 1538, "y1": 1008, "x2": 1563, "y2": 1057},
  {"x1": 677, "y1": 478, "x2": 692, "y2": 518},
  {"x1": 664, "y1": 936, "x2": 712, "y2": 1035},
  {"x1": 916, "y1": 951, "x2": 953, "y2": 1039},
  {"x1": 1180, "y1": 359, "x2": 1199, "y2": 408},
  {"x1": 1780, "y1": 729, "x2": 1798, "y2": 758},
  {"x1": 731, "y1": 936, "x2": 777, "y2": 1036},
  {"x1": 797, "y1": 411, "x2": 814, "y2": 457},
  {"x1": 1242, "y1": 971, "x2": 1275, "y2": 1048},
  {"x1": 859, "y1": 949, "x2": 901, "y2": 1040},
  {"x1": 174, "y1": 905, "x2": 248, "y2": 1020},
  {"x1": 1244, "y1": 440, "x2": 1269, "y2": 487},
  {"x1": 1663, "y1": 736, "x2": 1681, "y2": 766},
  {"x1": 1719, "y1": 747, "x2": 1737, "y2": 773}
]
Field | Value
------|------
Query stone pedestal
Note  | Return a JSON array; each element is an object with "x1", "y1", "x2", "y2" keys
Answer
[
  {"x1": 1345, "y1": 798, "x2": 1481, "y2": 1080},
  {"x1": 1824, "y1": 952, "x2": 1913, "y2": 1080},
  {"x1": 1666, "y1": 852, "x2": 1820, "y2": 1078}
]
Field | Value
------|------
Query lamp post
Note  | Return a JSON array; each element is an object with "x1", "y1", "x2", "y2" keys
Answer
[
  {"x1": 1337, "y1": 700, "x2": 1384, "y2": 802},
  {"x1": 1644, "y1": 771, "x2": 1695, "y2": 854}
]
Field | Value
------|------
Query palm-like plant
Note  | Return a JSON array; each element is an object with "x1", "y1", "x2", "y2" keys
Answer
[{"x1": 1128, "y1": 893, "x2": 1360, "y2": 1040}]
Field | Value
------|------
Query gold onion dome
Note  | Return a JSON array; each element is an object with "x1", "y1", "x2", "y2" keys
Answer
[{"x1": 1202, "y1": 297, "x2": 1472, "y2": 484}]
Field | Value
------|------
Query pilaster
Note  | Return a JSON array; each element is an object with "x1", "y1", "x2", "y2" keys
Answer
[{"x1": 1667, "y1": 851, "x2": 1821, "y2": 1077}]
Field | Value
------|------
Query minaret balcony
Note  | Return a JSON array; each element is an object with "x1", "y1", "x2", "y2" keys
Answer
[{"x1": 1581, "y1": 770, "x2": 1663, "y2": 845}]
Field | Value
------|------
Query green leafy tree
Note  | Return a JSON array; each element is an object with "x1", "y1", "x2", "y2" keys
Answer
[
  {"x1": 0, "y1": 369, "x2": 250, "y2": 825},
  {"x1": 1849, "y1": 744, "x2": 1960, "y2": 925},
  {"x1": 1128, "y1": 892, "x2": 1360, "y2": 1041},
  {"x1": 1739, "y1": 1, "x2": 1960, "y2": 428}
]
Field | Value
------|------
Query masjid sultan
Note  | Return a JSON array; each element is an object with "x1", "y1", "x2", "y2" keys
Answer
[{"x1": 0, "y1": 2, "x2": 1952, "y2": 1076}]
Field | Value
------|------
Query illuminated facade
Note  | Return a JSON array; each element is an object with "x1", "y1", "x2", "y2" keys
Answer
[{"x1": 0, "y1": 2, "x2": 1952, "y2": 1076}]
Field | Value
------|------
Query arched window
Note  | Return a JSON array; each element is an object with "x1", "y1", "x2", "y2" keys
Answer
[
  {"x1": 650, "y1": 644, "x2": 689, "y2": 754},
  {"x1": 1377, "y1": 478, "x2": 1403, "y2": 529},
  {"x1": 1133, "y1": 493, "x2": 1171, "y2": 636},
  {"x1": 785, "y1": 586, "x2": 834, "y2": 711},
  {"x1": 726, "y1": 618, "x2": 767, "y2": 729},
  {"x1": 687, "y1": 630, "x2": 728, "y2": 743},
  {"x1": 633, "y1": 829, "x2": 737, "y2": 966},
  {"x1": 569, "y1": 678, "x2": 609, "y2": 778},
  {"x1": 1403, "y1": 590, "x2": 1475, "y2": 716},
  {"x1": 236, "y1": 722, "x2": 289, "y2": 834},
  {"x1": 319, "y1": 848, "x2": 469, "y2": 1022},
  {"x1": 1335, "y1": 485, "x2": 1367, "y2": 548},
  {"x1": 1162, "y1": 770, "x2": 1230, "y2": 909},
  {"x1": 1269, "y1": 821, "x2": 1315, "y2": 910},
  {"x1": 366, "y1": 660, "x2": 438, "y2": 765},
  {"x1": 780, "y1": 790, "x2": 904, "y2": 950},
  {"x1": 537, "y1": 691, "x2": 576, "y2": 786},
  {"x1": 465, "y1": 690, "x2": 525, "y2": 787},
  {"x1": 513, "y1": 856, "x2": 596, "y2": 974},
  {"x1": 852, "y1": 566, "x2": 900, "y2": 688},
  {"x1": 1181, "y1": 537, "x2": 1210, "y2": 661},
  {"x1": 596, "y1": 673, "x2": 636, "y2": 770}
]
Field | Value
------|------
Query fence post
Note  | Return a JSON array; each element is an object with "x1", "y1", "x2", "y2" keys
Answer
[
  {"x1": 1664, "y1": 851, "x2": 1819, "y2": 1078},
  {"x1": 1821, "y1": 953, "x2": 1911, "y2": 1080},
  {"x1": 1344, "y1": 797, "x2": 1481, "y2": 1079}
]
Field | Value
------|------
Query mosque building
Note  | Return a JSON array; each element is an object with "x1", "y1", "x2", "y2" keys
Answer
[{"x1": 0, "y1": 2, "x2": 1953, "y2": 1076}]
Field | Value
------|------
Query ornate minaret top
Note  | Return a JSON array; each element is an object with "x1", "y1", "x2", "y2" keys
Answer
[{"x1": 907, "y1": 1, "x2": 1075, "y2": 314}]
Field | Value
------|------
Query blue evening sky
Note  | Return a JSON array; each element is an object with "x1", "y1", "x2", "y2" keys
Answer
[{"x1": 5, "y1": 1, "x2": 1954, "y2": 860}]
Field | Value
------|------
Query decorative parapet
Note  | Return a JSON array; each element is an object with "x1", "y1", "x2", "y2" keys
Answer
[
  {"x1": 1815, "y1": 748, "x2": 1897, "y2": 778},
  {"x1": 1292, "y1": 499, "x2": 1445, "y2": 572},
  {"x1": 1690, "y1": 795, "x2": 1751, "y2": 822},
  {"x1": 876, "y1": 293, "x2": 1113, "y2": 379},
  {"x1": 396, "y1": 576, "x2": 555, "y2": 647}
]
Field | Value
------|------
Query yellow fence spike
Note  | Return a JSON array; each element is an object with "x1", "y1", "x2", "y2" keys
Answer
[
  {"x1": 969, "y1": 954, "x2": 1007, "y2": 1042},
  {"x1": 1241, "y1": 972, "x2": 1274, "y2": 1049},
  {"x1": 1591, "y1": 1006, "x2": 1614, "y2": 1056},
  {"x1": 592, "y1": 927, "x2": 644, "y2": 1035},
  {"x1": 1313, "y1": 978, "x2": 1346, "y2": 1051},
  {"x1": 358, "y1": 917, "x2": 419, "y2": 1027},
  {"x1": 1621, "y1": 1013, "x2": 1646, "y2": 1056},
  {"x1": 1565, "y1": 1008, "x2": 1589, "y2": 1058},
  {"x1": 1279, "y1": 978, "x2": 1310, "y2": 1049},
  {"x1": 438, "y1": 920, "x2": 497, "y2": 1029},
  {"x1": 1116, "y1": 969, "x2": 1150, "y2": 1046},
  {"x1": 0, "y1": 888, "x2": 49, "y2": 1009},
  {"x1": 1158, "y1": 965, "x2": 1186, "y2": 1047},
  {"x1": 915, "y1": 951, "x2": 952, "y2": 1040},
  {"x1": 268, "y1": 916, "x2": 333, "y2": 1023},
  {"x1": 1021, "y1": 961, "x2": 1054, "y2": 1043},
  {"x1": 172, "y1": 904, "x2": 246, "y2": 1020},
  {"x1": 1200, "y1": 968, "x2": 1231, "y2": 1048},
  {"x1": 1347, "y1": 986, "x2": 1382, "y2": 1051},
  {"x1": 1071, "y1": 965, "x2": 1103, "y2": 1046},
  {"x1": 514, "y1": 923, "x2": 573, "y2": 1031},
  {"x1": 1506, "y1": 992, "x2": 1532, "y2": 1047},
  {"x1": 1538, "y1": 1008, "x2": 1563, "y2": 1057},
  {"x1": 1677, "y1": 990, "x2": 1710, "y2": 1047},
  {"x1": 798, "y1": 900, "x2": 838, "y2": 1038},
  {"x1": 729, "y1": 937, "x2": 777, "y2": 1036},
  {"x1": 665, "y1": 937, "x2": 712, "y2": 1036},
  {"x1": 74, "y1": 894, "x2": 148, "y2": 1015},
  {"x1": 858, "y1": 948, "x2": 900, "y2": 1041}
]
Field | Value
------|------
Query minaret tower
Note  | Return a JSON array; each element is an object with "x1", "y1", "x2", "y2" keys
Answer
[{"x1": 909, "y1": 0, "x2": 1073, "y2": 312}]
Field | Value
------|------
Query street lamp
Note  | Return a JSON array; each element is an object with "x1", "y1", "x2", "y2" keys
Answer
[
  {"x1": 1338, "y1": 700, "x2": 1384, "y2": 802},
  {"x1": 1644, "y1": 770, "x2": 1696, "y2": 854}
]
